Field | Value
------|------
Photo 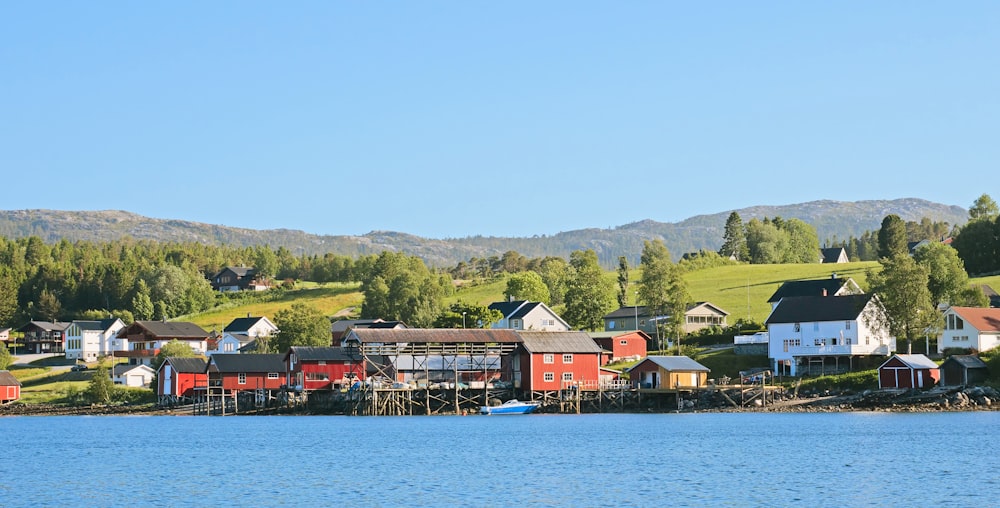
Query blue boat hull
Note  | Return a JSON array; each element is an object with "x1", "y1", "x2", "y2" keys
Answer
[{"x1": 480, "y1": 401, "x2": 540, "y2": 415}]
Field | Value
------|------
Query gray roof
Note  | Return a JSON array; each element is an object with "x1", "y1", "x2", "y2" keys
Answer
[
  {"x1": 517, "y1": 331, "x2": 603, "y2": 354},
  {"x1": 0, "y1": 370, "x2": 21, "y2": 386},
  {"x1": 765, "y1": 294, "x2": 874, "y2": 325},
  {"x1": 72, "y1": 318, "x2": 121, "y2": 332},
  {"x1": 942, "y1": 355, "x2": 988, "y2": 369},
  {"x1": 348, "y1": 328, "x2": 523, "y2": 345},
  {"x1": 161, "y1": 357, "x2": 207, "y2": 374},
  {"x1": 603, "y1": 306, "x2": 649, "y2": 320},
  {"x1": 209, "y1": 354, "x2": 286, "y2": 373},
  {"x1": 224, "y1": 316, "x2": 269, "y2": 333},
  {"x1": 628, "y1": 355, "x2": 710, "y2": 373},
  {"x1": 331, "y1": 319, "x2": 381, "y2": 333},
  {"x1": 285, "y1": 346, "x2": 360, "y2": 362},
  {"x1": 886, "y1": 354, "x2": 938, "y2": 370},
  {"x1": 768, "y1": 278, "x2": 854, "y2": 302},
  {"x1": 820, "y1": 247, "x2": 846, "y2": 263},
  {"x1": 18, "y1": 321, "x2": 70, "y2": 332},
  {"x1": 123, "y1": 321, "x2": 210, "y2": 339}
]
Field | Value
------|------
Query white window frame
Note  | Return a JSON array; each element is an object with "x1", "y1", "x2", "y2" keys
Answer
[
  {"x1": 543, "y1": 372, "x2": 555, "y2": 382},
  {"x1": 267, "y1": 372, "x2": 279, "y2": 379},
  {"x1": 562, "y1": 372, "x2": 573, "y2": 381},
  {"x1": 562, "y1": 354, "x2": 573, "y2": 364},
  {"x1": 543, "y1": 354, "x2": 554, "y2": 364},
  {"x1": 238, "y1": 373, "x2": 247, "y2": 385}
]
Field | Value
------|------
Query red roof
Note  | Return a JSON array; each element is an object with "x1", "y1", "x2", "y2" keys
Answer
[{"x1": 951, "y1": 307, "x2": 1000, "y2": 332}]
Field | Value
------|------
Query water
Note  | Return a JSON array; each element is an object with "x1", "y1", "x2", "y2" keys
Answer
[{"x1": 0, "y1": 412, "x2": 996, "y2": 507}]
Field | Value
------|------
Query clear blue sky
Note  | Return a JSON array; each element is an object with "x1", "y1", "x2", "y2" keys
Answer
[{"x1": 2, "y1": 3, "x2": 996, "y2": 239}]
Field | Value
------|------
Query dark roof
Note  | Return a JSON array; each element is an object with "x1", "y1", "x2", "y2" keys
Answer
[
  {"x1": 286, "y1": 346, "x2": 360, "y2": 362},
  {"x1": 217, "y1": 266, "x2": 256, "y2": 278},
  {"x1": 517, "y1": 331, "x2": 603, "y2": 354},
  {"x1": 209, "y1": 354, "x2": 286, "y2": 373},
  {"x1": 942, "y1": 355, "x2": 988, "y2": 369},
  {"x1": 347, "y1": 328, "x2": 523, "y2": 345},
  {"x1": 224, "y1": 317, "x2": 268, "y2": 333},
  {"x1": 122, "y1": 321, "x2": 210, "y2": 339},
  {"x1": 368, "y1": 321, "x2": 406, "y2": 329},
  {"x1": 488, "y1": 300, "x2": 528, "y2": 317},
  {"x1": 71, "y1": 318, "x2": 121, "y2": 332},
  {"x1": 510, "y1": 302, "x2": 548, "y2": 320},
  {"x1": 820, "y1": 247, "x2": 846, "y2": 263},
  {"x1": 603, "y1": 306, "x2": 650, "y2": 319},
  {"x1": 162, "y1": 357, "x2": 207, "y2": 374},
  {"x1": 18, "y1": 321, "x2": 70, "y2": 333},
  {"x1": 0, "y1": 370, "x2": 21, "y2": 386},
  {"x1": 767, "y1": 278, "x2": 853, "y2": 303},
  {"x1": 766, "y1": 294, "x2": 875, "y2": 325}
]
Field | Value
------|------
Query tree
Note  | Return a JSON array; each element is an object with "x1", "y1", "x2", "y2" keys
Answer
[
  {"x1": 719, "y1": 212, "x2": 749, "y2": 261},
  {"x1": 866, "y1": 256, "x2": 940, "y2": 354},
  {"x1": 433, "y1": 302, "x2": 503, "y2": 329},
  {"x1": 877, "y1": 215, "x2": 908, "y2": 259},
  {"x1": 86, "y1": 363, "x2": 115, "y2": 405},
  {"x1": 152, "y1": 339, "x2": 199, "y2": 372},
  {"x1": 359, "y1": 251, "x2": 446, "y2": 327},
  {"x1": 0, "y1": 344, "x2": 12, "y2": 370},
  {"x1": 535, "y1": 257, "x2": 569, "y2": 305},
  {"x1": 969, "y1": 193, "x2": 999, "y2": 222},
  {"x1": 504, "y1": 271, "x2": 550, "y2": 304},
  {"x1": 562, "y1": 250, "x2": 615, "y2": 331},
  {"x1": 637, "y1": 240, "x2": 689, "y2": 351},
  {"x1": 912, "y1": 242, "x2": 972, "y2": 306},
  {"x1": 0, "y1": 268, "x2": 18, "y2": 327},
  {"x1": 782, "y1": 219, "x2": 820, "y2": 263},
  {"x1": 616, "y1": 256, "x2": 630, "y2": 308},
  {"x1": 951, "y1": 216, "x2": 1000, "y2": 275},
  {"x1": 746, "y1": 219, "x2": 788, "y2": 264},
  {"x1": 273, "y1": 303, "x2": 331, "y2": 352}
]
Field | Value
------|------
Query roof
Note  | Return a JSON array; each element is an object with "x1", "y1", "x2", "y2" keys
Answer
[
  {"x1": 113, "y1": 364, "x2": 155, "y2": 376},
  {"x1": 950, "y1": 306, "x2": 1000, "y2": 332},
  {"x1": 603, "y1": 306, "x2": 649, "y2": 319},
  {"x1": 941, "y1": 355, "x2": 988, "y2": 369},
  {"x1": 766, "y1": 294, "x2": 875, "y2": 325},
  {"x1": 0, "y1": 370, "x2": 21, "y2": 386},
  {"x1": 882, "y1": 354, "x2": 938, "y2": 370},
  {"x1": 587, "y1": 330, "x2": 651, "y2": 340},
  {"x1": 488, "y1": 300, "x2": 528, "y2": 317},
  {"x1": 217, "y1": 266, "x2": 256, "y2": 278},
  {"x1": 209, "y1": 354, "x2": 286, "y2": 373},
  {"x1": 767, "y1": 277, "x2": 854, "y2": 302},
  {"x1": 628, "y1": 356, "x2": 710, "y2": 373},
  {"x1": 509, "y1": 302, "x2": 544, "y2": 319},
  {"x1": 286, "y1": 346, "x2": 360, "y2": 362},
  {"x1": 517, "y1": 331, "x2": 603, "y2": 354},
  {"x1": 820, "y1": 247, "x2": 846, "y2": 263},
  {"x1": 121, "y1": 321, "x2": 210, "y2": 339},
  {"x1": 687, "y1": 302, "x2": 729, "y2": 316},
  {"x1": 347, "y1": 328, "x2": 523, "y2": 345},
  {"x1": 71, "y1": 318, "x2": 121, "y2": 332},
  {"x1": 18, "y1": 321, "x2": 70, "y2": 332},
  {"x1": 160, "y1": 357, "x2": 207, "y2": 374},
  {"x1": 224, "y1": 316, "x2": 271, "y2": 333},
  {"x1": 331, "y1": 319, "x2": 382, "y2": 333}
]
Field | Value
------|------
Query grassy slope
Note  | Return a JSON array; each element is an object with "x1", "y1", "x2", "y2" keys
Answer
[{"x1": 182, "y1": 282, "x2": 364, "y2": 331}]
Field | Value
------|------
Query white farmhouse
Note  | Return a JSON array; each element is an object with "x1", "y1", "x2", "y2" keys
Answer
[
  {"x1": 938, "y1": 306, "x2": 1000, "y2": 354},
  {"x1": 64, "y1": 318, "x2": 125, "y2": 362},
  {"x1": 488, "y1": 300, "x2": 570, "y2": 331}
]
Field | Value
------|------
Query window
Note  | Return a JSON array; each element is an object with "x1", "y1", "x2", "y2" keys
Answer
[
  {"x1": 511, "y1": 319, "x2": 522, "y2": 329},
  {"x1": 238, "y1": 373, "x2": 247, "y2": 384},
  {"x1": 793, "y1": 323, "x2": 800, "y2": 332},
  {"x1": 956, "y1": 317, "x2": 964, "y2": 330},
  {"x1": 543, "y1": 372, "x2": 555, "y2": 382},
  {"x1": 562, "y1": 354, "x2": 573, "y2": 364},
  {"x1": 619, "y1": 339, "x2": 628, "y2": 346},
  {"x1": 813, "y1": 338, "x2": 826, "y2": 346},
  {"x1": 306, "y1": 372, "x2": 330, "y2": 381},
  {"x1": 562, "y1": 372, "x2": 573, "y2": 381},
  {"x1": 813, "y1": 322, "x2": 819, "y2": 332},
  {"x1": 543, "y1": 354, "x2": 554, "y2": 364},
  {"x1": 268, "y1": 372, "x2": 279, "y2": 379},
  {"x1": 223, "y1": 342, "x2": 234, "y2": 352},
  {"x1": 608, "y1": 321, "x2": 616, "y2": 330},
  {"x1": 845, "y1": 321, "x2": 851, "y2": 330}
]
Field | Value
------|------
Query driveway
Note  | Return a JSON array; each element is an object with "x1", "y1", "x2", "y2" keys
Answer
[{"x1": 11, "y1": 353, "x2": 73, "y2": 370}]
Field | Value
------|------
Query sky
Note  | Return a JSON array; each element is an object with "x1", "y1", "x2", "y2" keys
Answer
[{"x1": 2, "y1": 3, "x2": 997, "y2": 239}]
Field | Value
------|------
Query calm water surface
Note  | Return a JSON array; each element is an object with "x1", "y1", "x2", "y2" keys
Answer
[{"x1": 0, "y1": 412, "x2": 996, "y2": 507}]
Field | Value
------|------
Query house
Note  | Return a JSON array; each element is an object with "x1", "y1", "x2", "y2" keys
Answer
[
  {"x1": 938, "y1": 306, "x2": 1000, "y2": 354},
  {"x1": 285, "y1": 346, "x2": 365, "y2": 391},
  {"x1": 939, "y1": 355, "x2": 989, "y2": 386},
  {"x1": 112, "y1": 363, "x2": 155, "y2": 388},
  {"x1": 115, "y1": 321, "x2": 211, "y2": 366},
  {"x1": 626, "y1": 356, "x2": 710, "y2": 390},
  {"x1": 0, "y1": 370, "x2": 21, "y2": 403},
  {"x1": 766, "y1": 293, "x2": 895, "y2": 376},
  {"x1": 209, "y1": 266, "x2": 269, "y2": 292},
  {"x1": 908, "y1": 240, "x2": 932, "y2": 255},
  {"x1": 509, "y1": 331, "x2": 603, "y2": 392},
  {"x1": 767, "y1": 275, "x2": 863, "y2": 310},
  {"x1": 488, "y1": 300, "x2": 570, "y2": 331},
  {"x1": 0, "y1": 328, "x2": 10, "y2": 342},
  {"x1": 17, "y1": 321, "x2": 70, "y2": 354},
  {"x1": 63, "y1": 318, "x2": 125, "y2": 362},
  {"x1": 878, "y1": 354, "x2": 939, "y2": 389},
  {"x1": 589, "y1": 330, "x2": 649, "y2": 364},
  {"x1": 223, "y1": 315, "x2": 278, "y2": 338},
  {"x1": 209, "y1": 332, "x2": 252, "y2": 355},
  {"x1": 206, "y1": 354, "x2": 286, "y2": 395},
  {"x1": 156, "y1": 356, "x2": 208, "y2": 403},
  {"x1": 601, "y1": 302, "x2": 728, "y2": 336},
  {"x1": 820, "y1": 247, "x2": 849, "y2": 264}
]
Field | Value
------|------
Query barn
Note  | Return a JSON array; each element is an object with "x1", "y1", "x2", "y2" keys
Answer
[
  {"x1": 157, "y1": 357, "x2": 208, "y2": 404},
  {"x1": 0, "y1": 370, "x2": 21, "y2": 403},
  {"x1": 285, "y1": 346, "x2": 365, "y2": 391},
  {"x1": 878, "y1": 354, "x2": 939, "y2": 389},
  {"x1": 512, "y1": 331, "x2": 603, "y2": 393}
]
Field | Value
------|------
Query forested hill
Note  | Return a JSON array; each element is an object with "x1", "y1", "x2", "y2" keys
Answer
[{"x1": 0, "y1": 199, "x2": 968, "y2": 267}]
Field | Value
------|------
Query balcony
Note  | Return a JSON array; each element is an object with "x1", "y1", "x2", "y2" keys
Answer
[
  {"x1": 789, "y1": 344, "x2": 891, "y2": 356},
  {"x1": 114, "y1": 349, "x2": 160, "y2": 358}
]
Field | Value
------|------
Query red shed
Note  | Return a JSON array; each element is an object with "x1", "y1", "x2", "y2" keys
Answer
[
  {"x1": 878, "y1": 354, "x2": 939, "y2": 389},
  {"x1": 207, "y1": 354, "x2": 286, "y2": 393},
  {"x1": 0, "y1": 370, "x2": 21, "y2": 403},
  {"x1": 590, "y1": 330, "x2": 649, "y2": 364},
  {"x1": 285, "y1": 346, "x2": 366, "y2": 391},
  {"x1": 511, "y1": 331, "x2": 603, "y2": 392},
  {"x1": 157, "y1": 357, "x2": 208, "y2": 402}
]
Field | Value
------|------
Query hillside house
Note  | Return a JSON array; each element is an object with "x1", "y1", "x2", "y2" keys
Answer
[
  {"x1": 878, "y1": 354, "x2": 939, "y2": 389},
  {"x1": 209, "y1": 266, "x2": 269, "y2": 292},
  {"x1": 602, "y1": 302, "x2": 728, "y2": 336},
  {"x1": 589, "y1": 330, "x2": 649, "y2": 364},
  {"x1": 0, "y1": 371, "x2": 21, "y2": 403},
  {"x1": 224, "y1": 315, "x2": 278, "y2": 338},
  {"x1": 18, "y1": 321, "x2": 69, "y2": 354},
  {"x1": 488, "y1": 300, "x2": 570, "y2": 332},
  {"x1": 508, "y1": 331, "x2": 603, "y2": 393},
  {"x1": 115, "y1": 321, "x2": 211, "y2": 366},
  {"x1": 157, "y1": 357, "x2": 208, "y2": 404},
  {"x1": 285, "y1": 346, "x2": 365, "y2": 391},
  {"x1": 64, "y1": 318, "x2": 125, "y2": 362},
  {"x1": 766, "y1": 293, "x2": 895, "y2": 376},
  {"x1": 939, "y1": 355, "x2": 989, "y2": 386},
  {"x1": 767, "y1": 275, "x2": 863, "y2": 310},
  {"x1": 820, "y1": 247, "x2": 849, "y2": 264},
  {"x1": 112, "y1": 363, "x2": 155, "y2": 388},
  {"x1": 209, "y1": 332, "x2": 253, "y2": 355},
  {"x1": 938, "y1": 306, "x2": 1000, "y2": 354},
  {"x1": 627, "y1": 356, "x2": 710, "y2": 390}
]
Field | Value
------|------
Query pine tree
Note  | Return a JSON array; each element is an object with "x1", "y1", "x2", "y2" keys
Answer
[{"x1": 719, "y1": 212, "x2": 749, "y2": 261}]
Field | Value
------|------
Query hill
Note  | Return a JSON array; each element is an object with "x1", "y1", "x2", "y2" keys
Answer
[{"x1": 0, "y1": 198, "x2": 967, "y2": 266}]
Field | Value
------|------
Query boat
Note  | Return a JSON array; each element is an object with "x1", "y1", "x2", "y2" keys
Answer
[{"x1": 480, "y1": 399, "x2": 541, "y2": 415}]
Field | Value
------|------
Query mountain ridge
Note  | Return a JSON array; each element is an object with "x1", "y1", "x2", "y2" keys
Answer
[{"x1": 0, "y1": 199, "x2": 969, "y2": 266}]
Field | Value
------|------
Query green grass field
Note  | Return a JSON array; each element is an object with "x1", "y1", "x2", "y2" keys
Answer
[{"x1": 183, "y1": 282, "x2": 364, "y2": 331}]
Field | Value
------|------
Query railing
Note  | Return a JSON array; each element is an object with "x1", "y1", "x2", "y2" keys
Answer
[
  {"x1": 788, "y1": 344, "x2": 891, "y2": 356},
  {"x1": 562, "y1": 379, "x2": 632, "y2": 391},
  {"x1": 734, "y1": 333, "x2": 769, "y2": 344}
]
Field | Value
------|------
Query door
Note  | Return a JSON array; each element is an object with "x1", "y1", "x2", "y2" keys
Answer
[{"x1": 163, "y1": 365, "x2": 173, "y2": 395}]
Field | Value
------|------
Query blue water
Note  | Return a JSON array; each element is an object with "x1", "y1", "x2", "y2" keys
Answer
[{"x1": 0, "y1": 412, "x2": 996, "y2": 507}]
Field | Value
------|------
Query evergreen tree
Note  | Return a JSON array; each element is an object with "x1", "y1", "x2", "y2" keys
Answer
[
  {"x1": 719, "y1": 212, "x2": 749, "y2": 261},
  {"x1": 969, "y1": 193, "x2": 999, "y2": 222},
  {"x1": 86, "y1": 363, "x2": 115, "y2": 405},
  {"x1": 877, "y1": 214, "x2": 908, "y2": 259},
  {"x1": 616, "y1": 256, "x2": 630, "y2": 308}
]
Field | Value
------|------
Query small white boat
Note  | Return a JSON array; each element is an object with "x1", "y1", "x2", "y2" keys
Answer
[{"x1": 480, "y1": 399, "x2": 541, "y2": 415}]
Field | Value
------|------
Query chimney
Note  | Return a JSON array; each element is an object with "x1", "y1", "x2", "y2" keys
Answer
[
  {"x1": 247, "y1": 312, "x2": 251, "y2": 318},
  {"x1": 822, "y1": 289, "x2": 828, "y2": 297},
  {"x1": 831, "y1": 273, "x2": 837, "y2": 279}
]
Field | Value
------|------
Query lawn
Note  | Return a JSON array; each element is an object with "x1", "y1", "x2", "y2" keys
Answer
[{"x1": 182, "y1": 282, "x2": 364, "y2": 331}]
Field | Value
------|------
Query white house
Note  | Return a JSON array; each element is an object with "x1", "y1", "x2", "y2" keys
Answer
[
  {"x1": 766, "y1": 293, "x2": 895, "y2": 376},
  {"x1": 112, "y1": 363, "x2": 155, "y2": 387},
  {"x1": 938, "y1": 306, "x2": 1000, "y2": 354},
  {"x1": 766, "y1": 275, "x2": 863, "y2": 310},
  {"x1": 114, "y1": 321, "x2": 211, "y2": 366},
  {"x1": 488, "y1": 300, "x2": 570, "y2": 331},
  {"x1": 223, "y1": 315, "x2": 278, "y2": 338},
  {"x1": 64, "y1": 318, "x2": 125, "y2": 362},
  {"x1": 209, "y1": 332, "x2": 255, "y2": 356}
]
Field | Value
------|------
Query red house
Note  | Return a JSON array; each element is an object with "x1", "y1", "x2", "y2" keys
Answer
[
  {"x1": 285, "y1": 346, "x2": 365, "y2": 391},
  {"x1": 591, "y1": 330, "x2": 649, "y2": 365},
  {"x1": 157, "y1": 357, "x2": 208, "y2": 403},
  {"x1": 510, "y1": 331, "x2": 603, "y2": 393},
  {"x1": 207, "y1": 354, "x2": 286, "y2": 394},
  {"x1": 0, "y1": 370, "x2": 21, "y2": 403},
  {"x1": 878, "y1": 354, "x2": 940, "y2": 389}
]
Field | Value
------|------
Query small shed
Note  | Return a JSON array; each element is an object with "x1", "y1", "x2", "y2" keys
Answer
[
  {"x1": 113, "y1": 363, "x2": 156, "y2": 388},
  {"x1": 0, "y1": 370, "x2": 22, "y2": 403},
  {"x1": 878, "y1": 354, "x2": 939, "y2": 389},
  {"x1": 627, "y1": 356, "x2": 710, "y2": 390},
  {"x1": 939, "y1": 355, "x2": 989, "y2": 386}
]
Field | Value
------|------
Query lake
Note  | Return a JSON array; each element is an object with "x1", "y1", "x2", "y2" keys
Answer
[{"x1": 0, "y1": 412, "x2": 996, "y2": 507}]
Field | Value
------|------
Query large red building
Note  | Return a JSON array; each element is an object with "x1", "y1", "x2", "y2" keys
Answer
[
  {"x1": 207, "y1": 354, "x2": 286, "y2": 393},
  {"x1": 591, "y1": 330, "x2": 649, "y2": 364},
  {"x1": 157, "y1": 357, "x2": 208, "y2": 402},
  {"x1": 285, "y1": 346, "x2": 365, "y2": 391},
  {"x1": 510, "y1": 331, "x2": 604, "y2": 392}
]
